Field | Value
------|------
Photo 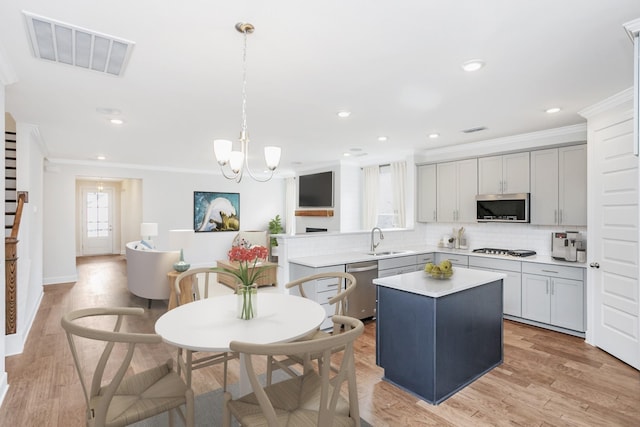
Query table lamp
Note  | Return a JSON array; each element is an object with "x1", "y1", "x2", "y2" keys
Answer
[
  {"x1": 140, "y1": 222, "x2": 158, "y2": 248},
  {"x1": 169, "y1": 229, "x2": 194, "y2": 272}
]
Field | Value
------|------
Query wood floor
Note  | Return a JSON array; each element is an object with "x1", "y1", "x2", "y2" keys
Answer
[{"x1": 0, "y1": 255, "x2": 638, "y2": 426}]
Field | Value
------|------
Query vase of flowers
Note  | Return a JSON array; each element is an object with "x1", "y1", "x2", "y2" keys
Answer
[{"x1": 213, "y1": 245, "x2": 269, "y2": 320}]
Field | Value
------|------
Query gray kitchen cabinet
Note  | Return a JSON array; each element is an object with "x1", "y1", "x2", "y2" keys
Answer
[
  {"x1": 289, "y1": 263, "x2": 346, "y2": 330},
  {"x1": 415, "y1": 253, "x2": 435, "y2": 271},
  {"x1": 436, "y1": 158, "x2": 477, "y2": 222},
  {"x1": 469, "y1": 256, "x2": 522, "y2": 317},
  {"x1": 378, "y1": 255, "x2": 418, "y2": 277},
  {"x1": 478, "y1": 152, "x2": 530, "y2": 195},
  {"x1": 417, "y1": 164, "x2": 437, "y2": 222},
  {"x1": 435, "y1": 253, "x2": 468, "y2": 268},
  {"x1": 521, "y1": 263, "x2": 585, "y2": 332},
  {"x1": 530, "y1": 144, "x2": 587, "y2": 226}
]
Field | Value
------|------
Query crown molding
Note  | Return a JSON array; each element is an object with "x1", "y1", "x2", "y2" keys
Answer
[
  {"x1": 624, "y1": 17, "x2": 640, "y2": 39},
  {"x1": 415, "y1": 124, "x2": 587, "y2": 164},
  {"x1": 578, "y1": 87, "x2": 634, "y2": 119}
]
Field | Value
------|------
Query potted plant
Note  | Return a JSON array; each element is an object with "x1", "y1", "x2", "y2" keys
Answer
[{"x1": 268, "y1": 215, "x2": 283, "y2": 252}]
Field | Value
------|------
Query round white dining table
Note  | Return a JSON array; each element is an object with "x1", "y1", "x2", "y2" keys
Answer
[{"x1": 155, "y1": 293, "x2": 326, "y2": 395}]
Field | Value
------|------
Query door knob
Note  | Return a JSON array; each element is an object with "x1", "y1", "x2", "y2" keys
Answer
[{"x1": 589, "y1": 262, "x2": 600, "y2": 269}]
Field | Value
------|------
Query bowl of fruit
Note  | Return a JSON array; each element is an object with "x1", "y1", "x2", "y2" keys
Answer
[{"x1": 424, "y1": 259, "x2": 454, "y2": 279}]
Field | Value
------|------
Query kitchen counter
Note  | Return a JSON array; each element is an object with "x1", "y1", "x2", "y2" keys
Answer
[
  {"x1": 288, "y1": 245, "x2": 588, "y2": 269},
  {"x1": 373, "y1": 267, "x2": 505, "y2": 298}
]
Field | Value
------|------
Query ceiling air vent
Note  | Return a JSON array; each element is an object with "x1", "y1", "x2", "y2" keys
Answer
[
  {"x1": 23, "y1": 11, "x2": 135, "y2": 77},
  {"x1": 461, "y1": 126, "x2": 487, "y2": 134}
]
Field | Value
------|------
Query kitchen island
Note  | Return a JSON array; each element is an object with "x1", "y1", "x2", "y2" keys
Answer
[{"x1": 374, "y1": 268, "x2": 505, "y2": 404}]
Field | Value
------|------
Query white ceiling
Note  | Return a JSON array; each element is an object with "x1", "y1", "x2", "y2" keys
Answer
[{"x1": 1, "y1": 1, "x2": 639, "y2": 176}]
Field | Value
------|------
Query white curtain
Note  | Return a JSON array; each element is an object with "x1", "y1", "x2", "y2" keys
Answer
[
  {"x1": 285, "y1": 177, "x2": 296, "y2": 235},
  {"x1": 362, "y1": 166, "x2": 379, "y2": 229},
  {"x1": 391, "y1": 161, "x2": 407, "y2": 228}
]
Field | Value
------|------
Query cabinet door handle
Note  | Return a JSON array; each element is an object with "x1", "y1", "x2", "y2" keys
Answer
[
  {"x1": 554, "y1": 210, "x2": 558, "y2": 224},
  {"x1": 589, "y1": 262, "x2": 600, "y2": 269},
  {"x1": 551, "y1": 280, "x2": 554, "y2": 295},
  {"x1": 541, "y1": 269, "x2": 559, "y2": 274}
]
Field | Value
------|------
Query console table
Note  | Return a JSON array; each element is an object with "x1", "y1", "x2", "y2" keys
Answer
[{"x1": 215, "y1": 260, "x2": 278, "y2": 289}]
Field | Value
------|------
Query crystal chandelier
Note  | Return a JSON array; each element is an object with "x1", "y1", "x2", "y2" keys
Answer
[{"x1": 213, "y1": 23, "x2": 281, "y2": 183}]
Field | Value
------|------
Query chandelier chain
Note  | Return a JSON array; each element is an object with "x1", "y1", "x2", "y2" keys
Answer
[{"x1": 241, "y1": 27, "x2": 248, "y2": 137}]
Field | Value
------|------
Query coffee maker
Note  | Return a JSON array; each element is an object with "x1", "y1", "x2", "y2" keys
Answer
[{"x1": 552, "y1": 231, "x2": 584, "y2": 262}]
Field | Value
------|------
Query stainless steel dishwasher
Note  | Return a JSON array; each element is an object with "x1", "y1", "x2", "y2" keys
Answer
[{"x1": 345, "y1": 261, "x2": 378, "y2": 320}]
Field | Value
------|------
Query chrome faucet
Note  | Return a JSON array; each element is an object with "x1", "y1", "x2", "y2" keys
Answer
[{"x1": 370, "y1": 227, "x2": 384, "y2": 253}]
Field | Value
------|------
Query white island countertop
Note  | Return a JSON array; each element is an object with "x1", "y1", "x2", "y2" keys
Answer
[{"x1": 373, "y1": 267, "x2": 506, "y2": 298}]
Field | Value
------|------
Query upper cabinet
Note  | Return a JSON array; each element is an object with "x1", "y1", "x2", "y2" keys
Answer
[
  {"x1": 416, "y1": 164, "x2": 437, "y2": 222},
  {"x1": 436, "y1": 158, "x2": 477, "y2": 222},
  {"x1": 530, "y1": 144, "x2": 587, "y2": 226},
  {"x1": 478, "y1": 152, "x2": 530, "y2": 195}
]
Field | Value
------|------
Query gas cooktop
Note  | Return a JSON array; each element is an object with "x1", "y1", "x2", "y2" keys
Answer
[{"x1": 472, "y1": 248, "x2": 537, "y2": 257}]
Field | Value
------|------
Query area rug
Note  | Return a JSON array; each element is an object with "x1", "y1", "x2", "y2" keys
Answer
[{"x1": 133, "y1": 375, "x2": 373, "y2": 427}]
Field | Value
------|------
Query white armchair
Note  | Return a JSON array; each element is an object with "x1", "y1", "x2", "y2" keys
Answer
[{"x1": 125, "y1": 241, "x2": 179, "y2": 307}]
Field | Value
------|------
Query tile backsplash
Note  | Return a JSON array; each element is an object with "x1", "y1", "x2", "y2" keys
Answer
[
  {"x1": 422, "y1": 222, "x2": 587, "y2": 257},
  {"x1": 282, "y1": 222, "x2": 587, "y2": 259}
]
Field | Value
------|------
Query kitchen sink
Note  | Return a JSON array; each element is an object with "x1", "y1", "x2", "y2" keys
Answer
[{"x1": 366, "y1": 250, "x2": 410, "y2": 256}]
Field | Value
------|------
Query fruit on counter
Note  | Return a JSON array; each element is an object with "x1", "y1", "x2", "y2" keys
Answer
[
  {"x1": 439, "y1": 259, "x2": 452, "y2": 271},
  {"x1": 431, "y1": 265, "x2": 442, "y2": 274},
  {"x1": 424, "y1": 262, "x2": 434, "y2": 273}
]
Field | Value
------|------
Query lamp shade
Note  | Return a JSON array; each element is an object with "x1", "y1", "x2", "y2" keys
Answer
[
  {"x1": 264, "y1": 146, "x2": 281, "y2": 170},
  {"x1": 140, "y1": 222, "x2": 158, "y2": 238},
  {"x1": 169, "y1": 229, "x2": 194, "y2": 251}
]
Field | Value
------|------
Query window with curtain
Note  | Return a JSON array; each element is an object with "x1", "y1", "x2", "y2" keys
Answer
[{"x1": 363, "y1": 161, "x2": 407, "y2": 229}]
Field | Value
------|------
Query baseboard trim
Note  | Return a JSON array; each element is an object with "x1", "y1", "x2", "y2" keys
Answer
[
  {"x1": 43, "y1": 274, "x2": 78, "y2": 285},
  {"x1": 5, "y1": 290, "x2": 44, "y2": 356}
]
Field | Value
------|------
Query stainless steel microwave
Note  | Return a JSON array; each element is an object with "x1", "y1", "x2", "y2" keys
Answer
[{"x1": 476, "y1": 193, "x2": 530, "y2": 223}]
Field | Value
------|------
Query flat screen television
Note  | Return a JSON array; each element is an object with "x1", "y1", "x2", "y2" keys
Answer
[{"x1": 298, "y1": 171, "x2": 334, "y2": 208}]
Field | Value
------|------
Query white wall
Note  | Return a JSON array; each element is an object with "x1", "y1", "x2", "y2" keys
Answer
[{"x1": 44, "y1": 162, "x2": 286, "y2": 284}]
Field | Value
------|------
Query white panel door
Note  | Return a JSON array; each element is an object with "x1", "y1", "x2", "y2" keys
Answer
[
  {"x1": 590, "y1": 114, "x2": 639, "y2": 369},
  {"x1": 82, "y1": 187, "x2": 114, "y2": 255}
]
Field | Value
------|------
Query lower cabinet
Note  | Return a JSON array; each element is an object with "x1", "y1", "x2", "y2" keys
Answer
[
  {"x1": 522, "y1": 263, "x2": 585, "y2": 332},
  {"x1": 469, "y1": 256, "x2": 522, "y2": 317},
  {"x1": 415, "y1": 253, "x2": 435, "y2": 271},
  {"x1": 378, "y1": 255, "x2": 418, "y2": 278},
  {"x1": 289, "y1": 263, "x2": 346, "y2": 330},
  {"x1": 435, "y1": 253, "x2": 469, "y2": 268}
]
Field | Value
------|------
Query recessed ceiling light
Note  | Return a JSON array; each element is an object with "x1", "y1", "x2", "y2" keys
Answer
[
  {"x1": 337, "y1": 111, "x2": 351, "y2": 118},
  {"x1": 109, "y1": 118, "x2": 124, "y2": 125},
  {"x1": 350, "y1": 147, "x2": 363, "y2": 152},
  {"x1": 343, "y1": 152, "x2": 351, "y2": 157},
  {"x1": 545, "y1": 107, "x2": 562, "y2": 114},
  {"x1": 377, "y1": 136, "x2": 388, "y2": 142},
  {"x1": 461, "y1": 59, "x2": 485, "y2": 72},
  {"x1": 96, "y1": 155, "x2": 106, "y2": 160},
  {"x1": 428, "y1": 133, "x2": 440, "y2": 139}
]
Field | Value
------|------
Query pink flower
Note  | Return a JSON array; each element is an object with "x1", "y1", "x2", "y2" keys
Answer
[{"x1": 214, "y1": 245, "x2": 269, "y2": 287}]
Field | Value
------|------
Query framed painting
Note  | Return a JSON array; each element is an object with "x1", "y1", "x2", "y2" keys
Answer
[{"x1": 193, "y1": 191, "x2": 240, "y2": 232}]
